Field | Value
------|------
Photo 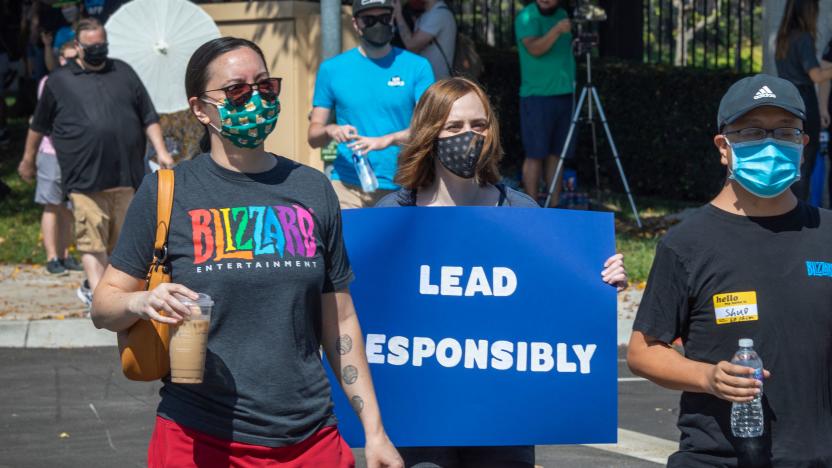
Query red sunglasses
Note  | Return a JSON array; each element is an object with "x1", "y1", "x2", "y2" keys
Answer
[{"x1": 204, "y1": 77, "x2": 282, "y2": 107}]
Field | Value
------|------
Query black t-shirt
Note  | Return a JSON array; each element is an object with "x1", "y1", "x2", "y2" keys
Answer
[
  {"x1": 634, "y1": 202, "x2": 832, "y2": 467},
  {"x1": 110, "y1": 154, "x2": 354, "y2": 447},
  {"x1": 30, "y1": 59, "x2": 159, "y2": 193},
  {"x1": 775, "y1": 32, "x2": 819, "y2": 88}
]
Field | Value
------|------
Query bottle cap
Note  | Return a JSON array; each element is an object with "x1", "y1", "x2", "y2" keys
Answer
[{"x1": 738, "y1": 338, "x2": 753, "y2": 348}]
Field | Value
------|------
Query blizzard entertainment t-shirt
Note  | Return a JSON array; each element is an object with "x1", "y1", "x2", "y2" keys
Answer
[
  {"x1": 634, "y1": 202, "x2": 832, "y2": 467},
  {"x1": 110, "y1": 154, "x2": 354, "y2": 447}
]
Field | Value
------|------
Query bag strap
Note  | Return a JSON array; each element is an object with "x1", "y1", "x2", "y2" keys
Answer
[
  {"x1": 152, "y1": 169, "x2": 175, "y2": 272},
  {"x1": 430, "y1": 4, "x2": 454, "y2": 77},
  {"x1": 431, "y1": 37, "x2": 454, "y2": 77},
  {"x1": 495, "y1": 183, "x2": 508, "y2": 206}
]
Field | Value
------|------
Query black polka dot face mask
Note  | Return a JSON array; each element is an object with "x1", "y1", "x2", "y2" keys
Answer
[{"x1": 435, "y1": 131, "x2": 485, "y2": 179}]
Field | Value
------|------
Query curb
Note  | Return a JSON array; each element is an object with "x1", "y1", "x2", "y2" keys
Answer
[
  {"x1": 0, "y1": 317, "x2": 636, "y2": 349},
  {"x1": 0, "y1": 319, "x2": 116, "y2": 348},
  {"x1": 618, "y1": 317, "x2": 635, "y2": 346}
]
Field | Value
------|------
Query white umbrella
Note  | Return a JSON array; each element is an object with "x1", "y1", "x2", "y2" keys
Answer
[{"x1": 105, "y1": 0, "x2": 220, "y2": 113}]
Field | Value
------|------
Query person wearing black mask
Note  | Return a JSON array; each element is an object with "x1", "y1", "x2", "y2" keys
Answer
[
  {"x1": 18, "y1": 17, "x2": 174, "y2": 310},
  {"x1": 376, "y1": 77, "x2": 628, "y2": 468},
  {"x1": 308, "y1": 0, "x2": 435, "y2": 209}
]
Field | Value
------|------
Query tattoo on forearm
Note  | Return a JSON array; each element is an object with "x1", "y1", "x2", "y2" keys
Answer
[
  {"x1": 350, "y1": 395, "x2": 364, "y2": 414},
  {"x1": 342, "y1": 365, "x2": 358, "y2": 385},
  {"x1": 336, "y1": 335, "x2": 353, "y2": 355}
]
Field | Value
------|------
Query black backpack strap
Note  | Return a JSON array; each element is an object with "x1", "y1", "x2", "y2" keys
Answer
[
  {"x1": 396, "y1": 188, "x2": 418, "y2": 206},
  {"x1": 495, "y1": 183, "x2": 508, "y2": 206},
  {"x1": 430, "y1": 4, "x2": 454, "y2": 77},
  {"x1": 432, "y1": 38, "x2": 453, "y2": 77}
]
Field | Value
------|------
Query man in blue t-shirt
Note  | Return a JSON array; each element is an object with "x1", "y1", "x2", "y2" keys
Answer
[{"x1": 309, "y1": 0, "x2": 434, "y2": 209}]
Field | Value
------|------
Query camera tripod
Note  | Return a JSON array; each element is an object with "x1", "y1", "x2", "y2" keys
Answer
[{"x1": 543, "y1": 52, "x2": 642, "y2": 229}]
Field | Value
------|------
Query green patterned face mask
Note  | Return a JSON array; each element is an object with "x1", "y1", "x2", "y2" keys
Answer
[{"x1": 203, "y1": 92, "x2": 280, "y2": 149}]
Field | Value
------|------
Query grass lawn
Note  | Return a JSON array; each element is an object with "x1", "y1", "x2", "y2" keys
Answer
[
  {"x1": 0, "y1": 113, "x2": 692, "y2": 283},
  {"x1": 0, "y1": 119, "x2": 46, "y2": 265},
  {"x1": 604, "y1": 193, "x2": 697, "y2": 284}
]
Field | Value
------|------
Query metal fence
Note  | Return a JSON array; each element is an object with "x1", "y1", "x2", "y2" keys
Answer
[
  {"x1": 449, "y1": 0, "x2": 763, "y2": 70},
  {"x1": 643, "y1": 0, "x2": 763, "y2": 72},
  {"x1": 449, "y1": 0, "x2": 525, "y2": 49}
]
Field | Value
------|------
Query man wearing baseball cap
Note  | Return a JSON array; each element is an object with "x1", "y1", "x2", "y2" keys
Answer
[
  {"x1": 628, "y1": 74, "x2": 832, "y2": 466},
  {"x1": 308, "y1": 0, "x2": 435, "y2": 209}
]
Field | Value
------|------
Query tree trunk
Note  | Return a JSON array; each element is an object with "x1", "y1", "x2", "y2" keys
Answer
[
  {"x1": 673, "y1": 0, "x2": 719, "y2": 67},
  {"x1": 674, "y1": 0, "x2": 686, "y2": 66}
]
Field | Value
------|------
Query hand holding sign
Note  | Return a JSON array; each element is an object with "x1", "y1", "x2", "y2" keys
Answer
[{"x1": 327, "y1": 207, "x2": 618, "y2": 447}]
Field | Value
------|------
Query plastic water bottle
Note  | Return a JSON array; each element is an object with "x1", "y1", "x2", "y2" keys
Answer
[
  {"x1": 353, "y1": 152, "x2": 379, "y2": 193},
  {"x1": 730, "y1": 338, "x2": 764, "y2": 438}
]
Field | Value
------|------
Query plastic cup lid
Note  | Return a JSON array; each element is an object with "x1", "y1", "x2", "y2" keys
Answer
[
  {"x1": 738, "y1": 338, "x2": 754, "y2": 348},
  {"x1": 174, "y1": 292, "x2": 214, "y2": 308}
]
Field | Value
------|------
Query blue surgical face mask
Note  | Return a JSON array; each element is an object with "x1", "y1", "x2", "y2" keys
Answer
[{"x1": 727, "y1": 137, "x2": 802, "y2": 198}]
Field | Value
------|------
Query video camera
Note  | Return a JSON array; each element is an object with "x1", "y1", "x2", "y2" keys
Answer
[
  {"x1": 571, "y1": 0, "x2": 607, "y2": 56},
  {"x1": 573, "y1": 0, "x2": 607, "y2": 22}
]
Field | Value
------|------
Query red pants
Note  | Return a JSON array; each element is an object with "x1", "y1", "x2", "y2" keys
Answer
[{"x1": 148, "y1": 416, "x2": 355, "y2": 468}]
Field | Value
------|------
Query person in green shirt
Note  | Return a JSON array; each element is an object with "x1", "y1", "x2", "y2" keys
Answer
[{"x1": 514, "y1": 0, "x2": 575, "y2": 207}]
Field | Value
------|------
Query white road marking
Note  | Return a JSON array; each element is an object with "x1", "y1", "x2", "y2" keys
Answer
[
  {"x1": 618, "y1": 377, "x2": 648, "y2": 382},
  {"x1": 586, "y1": 428, "x2": 678, "y2": 465}
]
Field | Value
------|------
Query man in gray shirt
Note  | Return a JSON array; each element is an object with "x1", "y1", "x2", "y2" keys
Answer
[{"x1": 393, "y1": 0, "x2": 457, "y2": 79}]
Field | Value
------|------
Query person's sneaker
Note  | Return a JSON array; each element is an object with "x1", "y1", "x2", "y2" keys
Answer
[
  {"x1": 46, "y1": 258, "x2": 68, "y2": 275},
  {"x1": 76, "y1": 280, "x2": 93, "y2": 307},
  {"x1": 61, "y1": 256, "x2": 83, "y2": 271}
]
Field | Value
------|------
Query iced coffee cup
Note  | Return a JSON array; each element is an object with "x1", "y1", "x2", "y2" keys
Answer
[{"x1": 169, "y1": 293, "x2": 213, "y2": 384}]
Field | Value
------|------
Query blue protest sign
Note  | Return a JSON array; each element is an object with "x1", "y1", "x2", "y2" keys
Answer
[{"x1": 328, "y1": 207, "x2": 617, "y2": 447}]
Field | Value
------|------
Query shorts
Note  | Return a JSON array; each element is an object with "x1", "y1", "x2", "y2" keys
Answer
[
  {"x1": 68, "y1": 187, "x2": 134, "y2": 255},
  {"x1": 398, "y1": 445, "x2": 536, "y2": 468},
  {"x1": 331, "y1": 180, "x2": 396, "y2": 209},
  {"x1": 34, "y1": 152, "x2": 67, "y2": 206},
  {"x1": 520, "y1": 94, "x2": 576, "y2": 160},
  {"x1": 148, "y1": 416, "x2": 355, "y2": 468}
]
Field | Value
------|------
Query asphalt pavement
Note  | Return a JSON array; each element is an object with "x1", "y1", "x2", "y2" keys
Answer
[{"x1": 0, "y1": 346, "x2": 680, "y2": 468}]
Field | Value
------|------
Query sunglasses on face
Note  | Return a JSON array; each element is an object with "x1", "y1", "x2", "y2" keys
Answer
[
  {"x1": 78, "y1": 41, "x2": 108, "y2": 49},
  {"x1": 359, "y1": 13, "x2": 393, "y2": 28},
  {"x1": 203, "y1": 77, "x2": 282, "y2": 107}
]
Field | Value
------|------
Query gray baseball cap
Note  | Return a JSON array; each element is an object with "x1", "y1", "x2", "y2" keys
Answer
[
  {"x1": 717, "y1": 74, "x2": 806, "y2": 130},
  {"x1": 352, "y1": 0, "x2": 393, "y2": 16}
]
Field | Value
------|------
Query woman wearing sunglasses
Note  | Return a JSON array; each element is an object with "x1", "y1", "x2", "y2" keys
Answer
[
  {"x1": 92, "y1": 37, "x2": 403, "y2": 468},
  {"x1": 377, "y1": 78, "x2": 627, "y2": 467}
]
